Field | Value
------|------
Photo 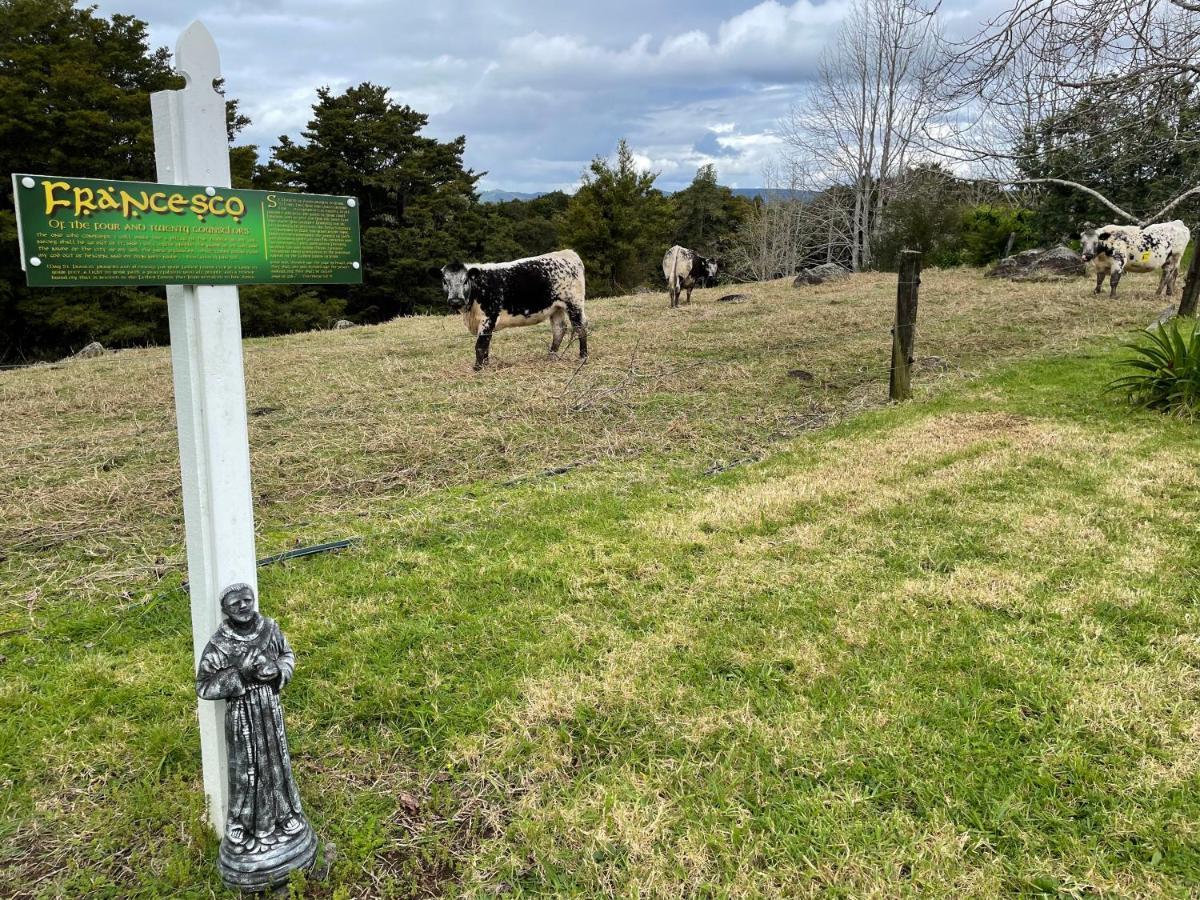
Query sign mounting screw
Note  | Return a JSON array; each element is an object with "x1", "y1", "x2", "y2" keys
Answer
[
  {"x1": 21, "y1": 176, "x2": 35, "y2": 189},
  {"x1": 205, "y1": 186, "x2": 216, "y2": 197},
  {"x1": 346, "y1": 198, "x2": 357, "y2": 207},
  {"x1": 29, "y1": 257, "x2": 42, "y2": 267},
  {"x1": 352, "y1": 261, "x2": 360, "y2": 270}
]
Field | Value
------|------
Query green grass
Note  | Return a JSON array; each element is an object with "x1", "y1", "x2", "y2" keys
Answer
[{"x1": 2, "y1": 271, "x2": 1199, "y2": 897}]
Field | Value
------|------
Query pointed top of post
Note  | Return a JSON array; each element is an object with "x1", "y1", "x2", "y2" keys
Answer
[{"x1": 175, "y1": 20, "x2": 221, "y2": 89}]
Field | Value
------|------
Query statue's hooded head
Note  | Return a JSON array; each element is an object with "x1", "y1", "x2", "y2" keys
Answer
[{"x1": 219, "y1": 583, "x2": 257, "y2": 626}]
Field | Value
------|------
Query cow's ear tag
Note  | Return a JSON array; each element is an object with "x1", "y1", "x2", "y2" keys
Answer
[{"x1": 1141, "y1": 250, "x2": 1153, "y2": 263}]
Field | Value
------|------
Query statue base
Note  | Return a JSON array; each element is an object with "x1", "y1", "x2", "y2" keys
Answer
[{"x1": 217, "y1": 822, "x2": 318, "y2": 892}]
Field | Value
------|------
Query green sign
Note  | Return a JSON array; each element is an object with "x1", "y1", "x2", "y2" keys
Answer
[{"x1": 11, "y1": 174, "x2": 362, "y2": 287}]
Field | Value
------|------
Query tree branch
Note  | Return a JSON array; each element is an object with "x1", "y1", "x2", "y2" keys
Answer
[
  {"x1": 1146, "y1": 185, "x2": 1200, "y2": 223},
  {"x1": 951, "y1": 175, "x2": 1200, "y2": 227},
  {"x1": 985, "y1": 177, "x2": 1139, "y2": 223}
]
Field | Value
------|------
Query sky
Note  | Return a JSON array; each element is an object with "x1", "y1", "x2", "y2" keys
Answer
[{"x1": 93, "y1": 0, "x2": 1006, "y2": 193}]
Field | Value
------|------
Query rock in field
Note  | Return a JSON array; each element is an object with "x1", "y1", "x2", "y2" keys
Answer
[
  {"x1": 987, "y1": 245, "x2": 1085, "y2": 280},
  {"x1": 793, "y1": 263, "x2": 851, "y2": 286},
  {"x1": 333, "y1": 319, "x2": 356, "y2": 330},
  {"x1": 73, "y1": 341, "x2": 106, "y2": 359}
]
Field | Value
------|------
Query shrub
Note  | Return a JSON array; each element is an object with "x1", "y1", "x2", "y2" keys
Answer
[
  {"x1": 1108, "y1": 318, "x2": 1200, "y2": 416},
  {"x1": 959, "y1": 205, "x2": 1039, "y2": 266}
]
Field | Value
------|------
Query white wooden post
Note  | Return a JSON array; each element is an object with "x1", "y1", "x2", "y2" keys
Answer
[{"x1": 151, "y1": 21, "x2": 257, "y2": 838}]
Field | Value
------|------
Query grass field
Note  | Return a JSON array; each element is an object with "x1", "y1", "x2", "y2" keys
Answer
[{"x1": 1, "y1": 269, "x2": 1197, "y2": 897}]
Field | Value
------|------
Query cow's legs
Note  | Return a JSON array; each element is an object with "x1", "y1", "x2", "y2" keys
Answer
[
  {"x1": 567, "y1": 304, "x2": 588, "y2": 360},
  {"x1": 549, "y1": 308, "x2": 568, "y2": 357},
  {"x1": 1109, "y1": 270, "x2": 1123, "y2": 298},
  {"x1": 684, "y1": 282, "x2": 694, "y2": 304},
  {"x1": 1094, "y1": 270, "x2": 1106, "y2": 295},
  {"x1": 669, "y1": 278, "x2": 679, "y2": 308},
  {"x1": 474, "y1": 315, "x2": 497, "y2": 371},
  {"x1": 1163, "y1": 257, "x2": 1181, "y2": 296}
]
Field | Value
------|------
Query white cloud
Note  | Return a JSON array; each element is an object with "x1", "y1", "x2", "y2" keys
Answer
[
  {"x1": 493, "y1": 0, "x2": 847, "y2": 90},
  {"x1": 94, "y1": 0, "x2": 1004, "y2": 192}
]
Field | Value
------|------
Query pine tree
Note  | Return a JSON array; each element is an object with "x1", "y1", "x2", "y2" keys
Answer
[
  {"x1": 560, "y1": 140, "x2": 672, "y2": 295},
  {"x1": 670, "y1": 165, "x2": 749, "y2": 258},
  {"x1": 271, "y1": 83, "x2": 485, "y2": 318}
]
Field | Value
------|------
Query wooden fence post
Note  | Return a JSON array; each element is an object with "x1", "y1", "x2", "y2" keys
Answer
[
  {"x1": 1178, "y1": 248, "x2": 1200, "y2": 318},
  {"x1": 890, "y1": 250, "x2": 922, "y2": 402}
]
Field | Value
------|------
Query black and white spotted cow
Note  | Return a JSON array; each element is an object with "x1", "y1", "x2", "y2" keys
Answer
[
  {"x1": 662, "y1": 245, "x2": 719, "y2": 308},
  {"x1": 439, "y1": 250, "x2": 588, "y2": 370},
  {"x1": 1080, "y1": 220, "x2": 1190, "y2": 298}
]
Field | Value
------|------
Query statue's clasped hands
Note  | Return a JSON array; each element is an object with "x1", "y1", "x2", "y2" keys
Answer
[{"x1": 241, "y1": 651, "x2": 280, "y2": 684}]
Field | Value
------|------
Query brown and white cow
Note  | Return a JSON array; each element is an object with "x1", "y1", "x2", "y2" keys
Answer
[
  {"x1": 662, "y1": 245, "x2": 718, "y2": 308},
  {"x1": 1080, "y1": 220, "x2": 1190, "y2": 298},
  {"x1": 439, "y1": 250, "x2": 588, "y2": 370}
]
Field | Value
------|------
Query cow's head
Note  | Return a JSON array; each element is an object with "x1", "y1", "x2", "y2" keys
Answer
[
  {"x1": 439, "y1": 262, "x2": 479, "y2": 311},
  {"x1": 1080, "y1": 227, "x2": 1111, "y2": 262},
  {"x1": 692, "y1": 255, "x2": 720, "y2": 284}
]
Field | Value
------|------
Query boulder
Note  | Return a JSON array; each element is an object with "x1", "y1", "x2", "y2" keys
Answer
[
  {"x1": 793, "y1": 262, "x2": 851, "y2": 286},
  {"x1": 716, "y1": 293, "x2": 749, "y2": 304},
  {"x1": 333, "y1": 319, "x2": 356, "y2": 330},
  {"x1": 73, "y1": 341, "x2": 105, "y2": 359},
  {"x1": 987, "y1": 245, "x2": 1085, "y2": 280}
]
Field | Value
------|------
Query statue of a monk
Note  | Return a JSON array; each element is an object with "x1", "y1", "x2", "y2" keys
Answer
[{"x1": 196, "y1": 583, "x2": 317, "y2": 891}]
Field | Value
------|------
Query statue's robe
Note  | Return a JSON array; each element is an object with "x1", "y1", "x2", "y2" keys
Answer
[{"x1": 196, "y1": 616, "x2": 304, "y2": 849}]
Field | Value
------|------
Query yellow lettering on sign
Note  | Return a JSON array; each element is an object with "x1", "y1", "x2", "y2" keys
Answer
[
  {"x1": 38, "y1": 179, "x2": 251, "y2": 223},
  {"x1": 42, "y1": 181, "x2": 72, "y2": 215},
  {"x1": 96, "y1": 187, "x2": 120, "y2": 212},
  {"x1": 123, "y1": 191, "x2": 150, "y2": 217},
  {"x1": 75, "y1": 187, "x2": 101, "y2": 215}
]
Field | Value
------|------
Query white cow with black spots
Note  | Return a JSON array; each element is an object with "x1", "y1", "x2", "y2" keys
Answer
[
  {"x1": 662, "y1": 245, "x2": 719, "y2": 308},
  {"x1": 1080, "y1": 220, "x2": 1190, "y2": 298},
  {"x1": 438, "y1": 250, "x2": 588, "y2": 370}
]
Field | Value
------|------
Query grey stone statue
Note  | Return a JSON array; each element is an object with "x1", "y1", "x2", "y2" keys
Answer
[{"x1": 196, "y1": 583, "x2": 317, "y2": 891}]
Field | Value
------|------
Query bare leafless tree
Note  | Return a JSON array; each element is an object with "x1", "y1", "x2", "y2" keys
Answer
[
  {"x1": 727, "y1": 161, "x2": 854, "y2": 281},
  {"x1": 783, "y1": 0, "x2": 940, "y2": 270},
  {"x1": 936, "y1": 0, "x2": 1200, "y2": 224}
]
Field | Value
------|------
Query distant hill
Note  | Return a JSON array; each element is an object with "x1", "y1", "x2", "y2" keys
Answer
[
  {"x1": 729, "y1": 188, "x2": 819, "y2": 202},
  {"x1": 481, "y1": 187, "x2": 818, "y2": 204},
  {"x1": 480, "y1": 190, "x2": 547, "y2": 203}
]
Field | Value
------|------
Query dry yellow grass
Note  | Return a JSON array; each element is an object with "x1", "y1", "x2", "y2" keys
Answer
[{"x1": 0, "y1": 268, "x2": 1165, "y2": 620}]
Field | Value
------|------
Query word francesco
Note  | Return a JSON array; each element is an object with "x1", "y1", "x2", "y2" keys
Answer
[{"x1": 42, "y1": 180, "x2": 248, "y2": 222}]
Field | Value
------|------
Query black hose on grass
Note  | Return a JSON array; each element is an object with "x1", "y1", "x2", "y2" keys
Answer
[{"x1": 182, "y1": 538, "x2": 360, "y2": 592}]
